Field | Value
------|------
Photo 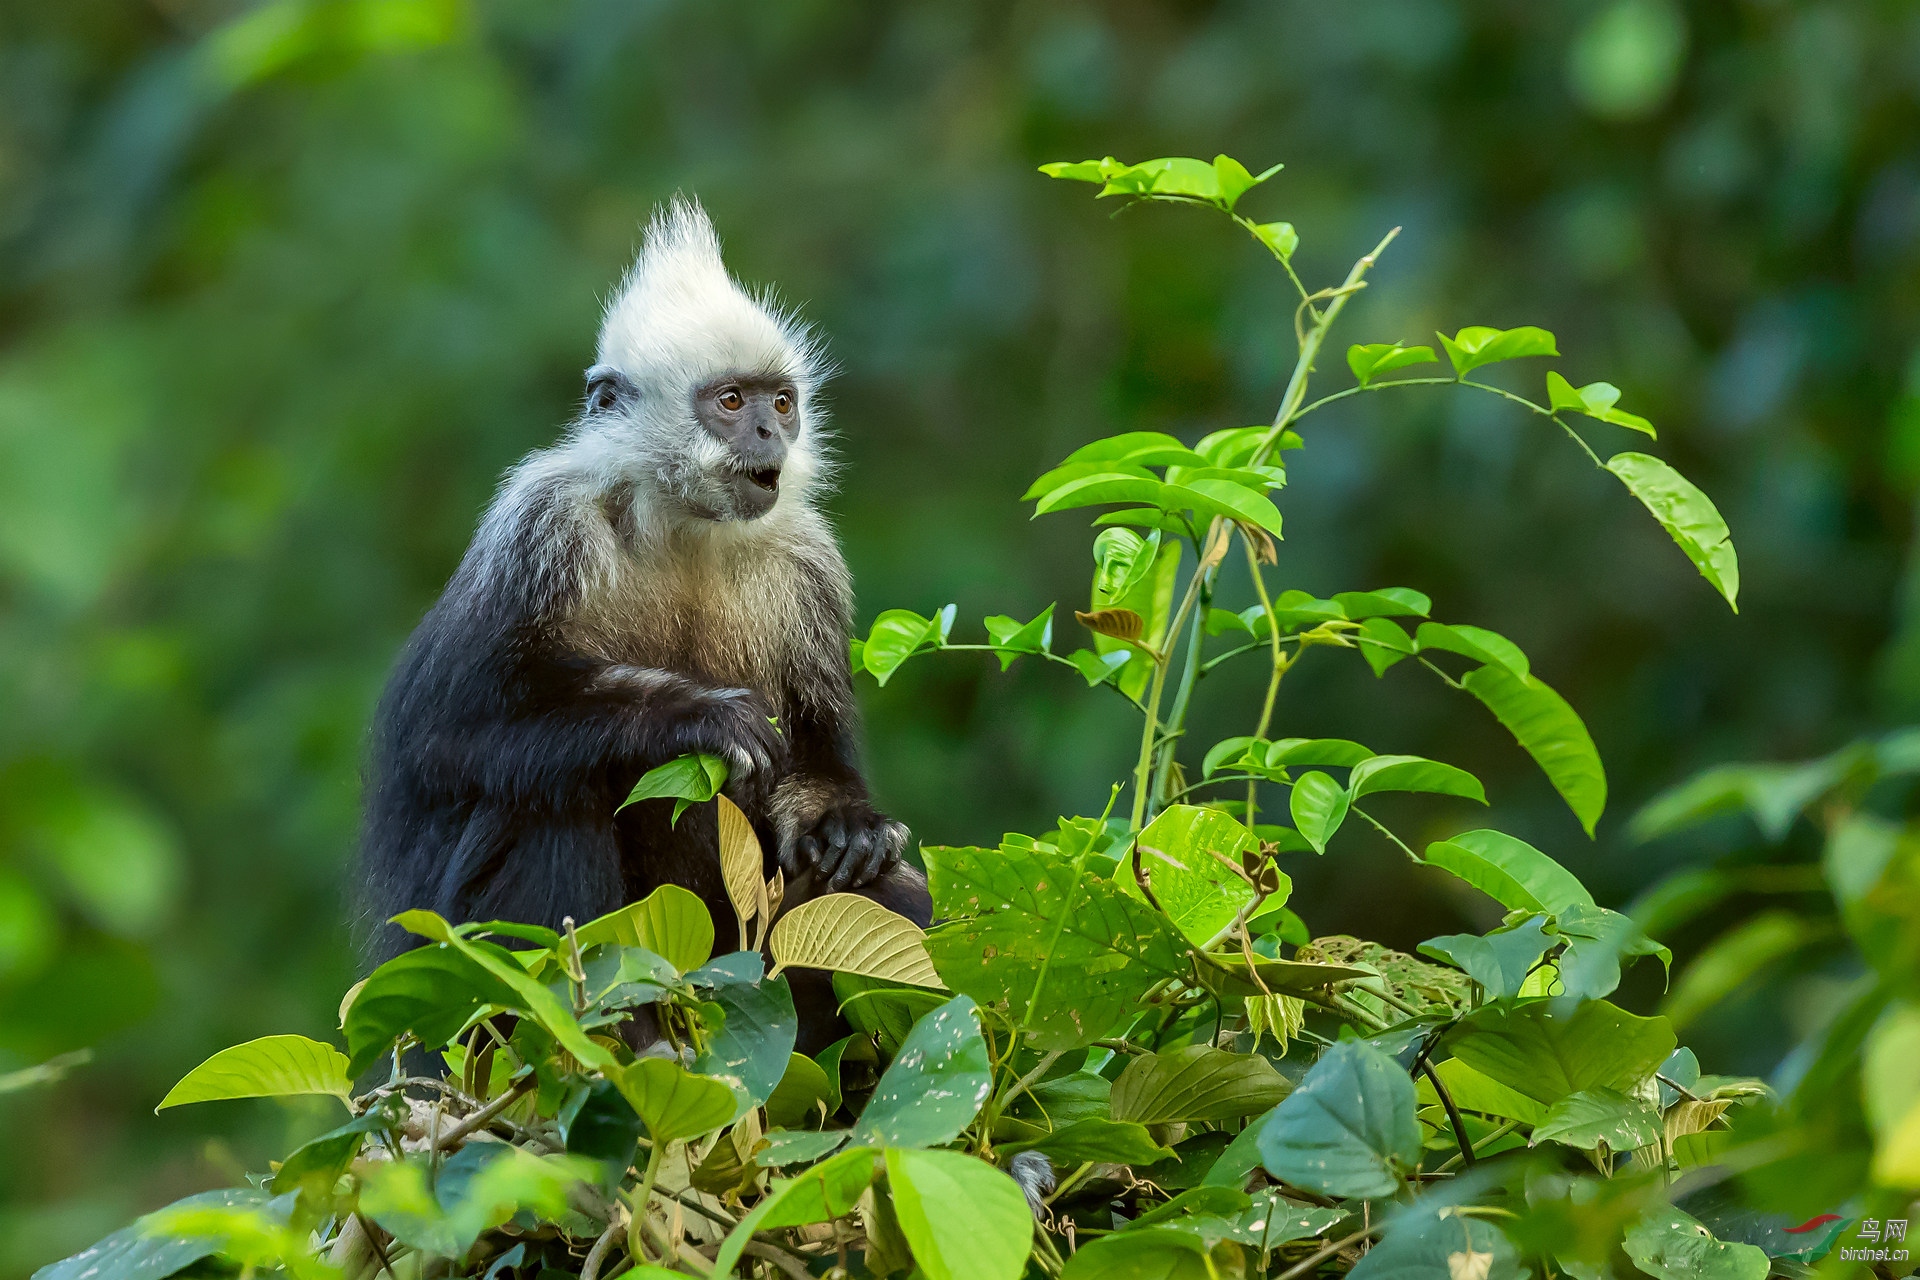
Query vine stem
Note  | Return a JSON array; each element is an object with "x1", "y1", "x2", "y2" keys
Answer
[
  {"x1": 1254, "y1": 226, "x2": 1400, "y2": 466},
  {"x1": 1242, "y1": 535, "x2": 1290, "y2": 825},
  {"x1": 626, "y1": 1141, "x2": 667, "y2": 1264}
]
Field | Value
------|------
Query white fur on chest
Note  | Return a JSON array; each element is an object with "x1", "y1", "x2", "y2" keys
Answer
[{"x1": 565, "y1": 499, "x2": 833, "y2": 695}]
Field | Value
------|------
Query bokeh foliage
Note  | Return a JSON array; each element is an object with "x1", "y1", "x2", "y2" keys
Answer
[{"x1": 2, "y1": 0, "x2": 1918, "y2": 1273}]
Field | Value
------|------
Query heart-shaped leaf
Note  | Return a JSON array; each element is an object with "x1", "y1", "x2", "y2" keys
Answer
[
  {"x1": 1289, "y1": 771, "x2": 1349, "y2": 853},
  {"x1": 157, "y1": 1035, "x2": 351, "y2": 1112},
  {"x1": 846, "y1": 994, "x2": 991, "y2": 1148},
  {"x1": 768, "y1": 892, "x2": 943, "y2": 988},
  {"x1": 1348, "y1": 343, "x2": 1438, "y2": 386},
  {"x1": 1257, "y1": 1040, "x2": 1420, "y2": 1198}
]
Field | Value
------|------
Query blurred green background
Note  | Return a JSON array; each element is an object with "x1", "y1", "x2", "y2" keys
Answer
[{"x1": 2, "y1": 0, "x2": 1918, "y2": 1270}]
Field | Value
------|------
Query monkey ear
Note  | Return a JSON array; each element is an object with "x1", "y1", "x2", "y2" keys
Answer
[{"x1": 584, "y1": 364, "x2": 637, "y2": 414}]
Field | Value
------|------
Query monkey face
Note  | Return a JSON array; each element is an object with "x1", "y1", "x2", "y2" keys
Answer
[{"x1": 687, "y1": 374, "x2": 799, "y2": 521}]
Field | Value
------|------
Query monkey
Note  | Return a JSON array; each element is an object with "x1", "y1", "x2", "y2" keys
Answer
[{"x1": 355, "y1": 199, "x2": 928, "y2": 1050}]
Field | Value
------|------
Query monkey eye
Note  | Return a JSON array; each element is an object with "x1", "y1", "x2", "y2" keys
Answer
[
  {"x1": 718, "y1": 387, "x2": 745, "y2": 412},
  {"x1": 773, "y1": 389, "x2": 794, "y2": 414}
]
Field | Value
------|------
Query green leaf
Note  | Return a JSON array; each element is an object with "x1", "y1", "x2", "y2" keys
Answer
[
  {"x1": 1421, "y1": 829, "x2": 1594, "y2": 916},
  {"x1": 768, "y1": 891, "x2": 943, "y2": 987},
  {"x1": 1250, "y1": 220, "x2": 1299, "y2": 261},
  {"x1": 1109, "y1": 1046, "x2": 1293, "y2": 1125},
  {"x1": 714, "y1": 1145, "x2": 879, "y2": 1276},
  {"x1": 1123, "y1": 805, "x2": 1262, "y2": 944},
  {"x1": 397, "y1": 913, "x2": 617, "y2": 1071},
  {"x1": 846, "y1": 994, "x2": 992, "y2": 1148},
  {"x1": 755, "y1": 1128, "x2": 850, "y2": 1166},
  {"x1": 573, "y1": 883, "x2": 715, "y2": 973},
  {"x1": 1357, "y1": 617, "x2": 1417, "y2": 676},
  {"x1": 886, "y1": 1149, "x2": 1032, "y2": 1280},
  {"x1": 1289, "y1": 771, "x2": 1349, "y2": 853},
  {"x1": 857, "y1": 606, "x2": 956, "y2": 685},
  {"x1": 1416, "y1": 1057, "x2": 1548, "y2": 1125},
  {"x1": 1267, "y1": 738, "x2": 1375, "y2": 768},
  {"x1": 1333, "y1": 588, "x2": 1432, "y2": 619},
  {"x1": 1449, "y1": 998, "x2": 1677, "y2": 1105},
  {"x1": 690, "y1": 962, "x2": 797, "y2": 1119},
  {"x1": 1347, "y1": 1196, "x2": 1523, "y2": 1280},
  {"x1": 1035, "y1": 471, "x2": 1169, "y2": 515},
  {"x1": 1415, "y1": 622, "x2": 1529, "y2": 677},
  {"x1": 1021, "y1": 1118, "x2": 1175, "y2": 1165},
  {"x1": 1530, "y1": 1086, "x2": 1663, "y2": 1151},
  {"x1": 1257, "y1": 1040, "x2": 1420, "y2": 1198},
  {"x1": 1061, "y1": 1230, "x2": 1222, "y2": 1279},
  {"x1": 620, "y1": 752, "x2": 728, "y2": 825},
  {"x1": 271, "y1": 1105, "x2": 393, "y2": 1208},
  {"x1": 1623, "y1": 1207, "x2": 1770, "y2": 1280},
  {"x1": 558, "y1": 1077, "x2": 643, "y2": 1170},
  {"x1": 1459, "y1": 664, "x2": 1608, "y2": 834},
  {"x1": 1606, "y1": 451, "x2": 1740, "y2": 610},
  {"x1": 360, "y1": 1144, "x2": 593, "y2": 1259},
  {"x1": 764, "y1": 1053, "x2": 834, "y2": 1129},
  {"x1": 1067, "y1": 647, "x2": 1133, "y2": 687},
  {"x1": 342, "y1": 943, "x2": 525, "y2": 1076},
  {"x1": 1231, "y1": 1194, "x2": 1348, "y2": 1253},
  {"x1": 156, "y1": 1034, "x2": 351, "y2": 1112},
  {"x1": 1180, "y1": 477, "x2": 1284, "y2": 535},
  {"x1": 1349, "y1": 755, "x2": 1487, "y2": 804},
  {"x1": 1213, "y1": 154, "x2": 1282, "y2": 210},
  {"x1": 1554, "y1": 903, "x2": 1671, "y2": 1000},
  {"x1": 1040, "y1": 156, "x2": 1128, "y2": 184},
  {"x1": 608, "y1": 1056, "x2": 736, "y2": 1146},
  {"x1": 923, "y1": 843, "x2": 1189, "y2": 1050},
  {"x1": 982, "y1": 603, "x2": 1054, "y2": 670},
  {"x1": 1202, "y1": 735, "x2": 1258, "y2": 776},
  {"x1": 1348, "y1": 343, "x2": 1438, "y2": 386},
  {"x1": 1437, "y1": 325, "x2": 1560, "y2": 376},
  {"x1": 1051, "y1": 431, "x2": 1209, "y2": 473},
  {"x1": 1629, "y1": 749, "x2": 1865, "y2": 844},
  {"x1": 1418, "y1": 917, "x2": 1553, "y2": 999},
  {"x1": 33, "y1": 1189, "x2": 280, "y2": 1280},
  {"x1": 1660, "y1": 911, "x2": 1809, "y2": 1031},
  {"x1": 1547, "y1": 371, "x2": 1655, "y2": 437}
]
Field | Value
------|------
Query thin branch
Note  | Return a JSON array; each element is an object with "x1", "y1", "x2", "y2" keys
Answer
[
  {"x1": 1420, "y1": 1061, "x2": 1475, "y2": 1168},
  {"x1": 1274, "y1": 1225, "x2": 1382, "y2": 1280},
  {"x1": 433, "y1": 1073, "x2": 536, "y2": 1150},
  {"x1": 580, "y1": 1211, "x2": 626, "y2": 1280},
  {"x1": 1349, "y1": 804, "x2": 1421, "y2": 864}
]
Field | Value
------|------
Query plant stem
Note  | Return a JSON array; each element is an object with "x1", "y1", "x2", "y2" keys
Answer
[
  {"x1": 1274, "y1": 1225, "x2": 1382, "y2": 1280},
  {"x1": 1254, "y1": 227, "x2": 1401, "y2": 466},
  {"x1": 1350, "y1": 805, "x2": 1421, "y2": 863},
  {"x1": 626, "y1": 1141, "x2": 667, "y2": 1264},
  {"x1": 1150, "y1": 593, "x2": 1210, "y2": 807},
  {"x1": 581, "y1": 1211, "x2": 626, "y2": 1280},
  {"x1": 1436, "y1": 1119, "x2": 1519, "y2": 1172},
  {"x1": 434, "y1": 1073, "x2": 536, "y2": 1150},
  {"x1": 1242, "y1": 535, "x2": 1291, "y2": 825}
]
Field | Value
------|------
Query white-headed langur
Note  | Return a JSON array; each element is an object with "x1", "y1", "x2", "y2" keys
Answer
[{"x1": 357, "y1": 200, "x2": 929, "y2": 1051}]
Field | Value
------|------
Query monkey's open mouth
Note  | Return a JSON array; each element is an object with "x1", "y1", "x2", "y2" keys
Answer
[{"x1": 747, "y1": 467, "x2": 780, "y2": 492}]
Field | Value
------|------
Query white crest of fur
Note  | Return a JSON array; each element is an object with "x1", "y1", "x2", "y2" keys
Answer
[{"x1": 597, "y1": 198, "x2": 824, "y2": 404}]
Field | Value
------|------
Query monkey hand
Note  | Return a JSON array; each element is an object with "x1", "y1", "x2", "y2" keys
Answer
[
  {"x1": 772, "y1": 781, "x2": 910, "y2": 891},
  {"x1": 665, "y1": 688, "x2": 789, "y2": 800}
]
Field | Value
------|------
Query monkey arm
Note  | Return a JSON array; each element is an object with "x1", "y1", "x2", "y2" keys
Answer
[
  {"x1": 768, "y1": 692, "x2": 909, "y2": 893},
  {"x1": 417, "y1": 661, "x2": 788, "y2": 803}
]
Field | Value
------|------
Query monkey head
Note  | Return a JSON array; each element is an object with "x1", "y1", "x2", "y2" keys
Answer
[{"x1": 582, "y1": 198, "x2": 828, "y2": 526}]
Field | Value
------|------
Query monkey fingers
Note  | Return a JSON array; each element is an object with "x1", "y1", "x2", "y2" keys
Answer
[{"x1": 826, "y1": 822, "x2": 879, "y2": 892}]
